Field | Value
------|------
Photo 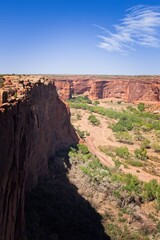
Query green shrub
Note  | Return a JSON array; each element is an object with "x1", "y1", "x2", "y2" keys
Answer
[
  {"x1": 152, "y1": 143, "x2": 160, "y2": 153},
  {"x1": 93, "y1": 100, "x2": 100, "y2": 105},
  {"x1": 126, "y1": 159, "x2": 143, "y2": 167},
  {"x1": 144, "y1": 179, "x2": 158, "y2": 201},
  {"x1": 88, "y1": 114, "x2": 100, "y2": 126},
  {"x1": 138, "y1": 102, "x2": 145, "y2": 111},
  {"x1": 141, "y1": 139, "x2": 150, "y2": 149},
  {"x1": 76, "y1": 129, "x2": 85, "y2": 139},
  {"x1": 114, "y1": 159, "x2": 121, "y2": 168},
  {"x1": 78, "y1": 144, "x2": 89, "y2": 154},
  {"x1": 98, "y1": 145, "x2": 115, "y2": 158},
  {"x1": 134, "y1": 147, "x2": 147, "y2": 160},
  {"x1": 112, "y1": 123, "x2": 126, "y2": 132},
  {"x1": 115, "y1": 132, "x2": 133, "y2": 144},
  {"x1": 134, "y1": 133, "x2": 144, "y2": 141},
  {"x1": 115, "y1": 146, "x2": 130, "y2": 159},
  {"x1": 70, "y1": 95, "x2": 92, "y2": 104},
  {"x1": 111, "y1": 173, "x2": 142, "y2": 194},
  {"x1": 117, "y1": 101, "x2": 122, "y2": 104},
  {"x1": 77, "y1": 113, "x2": 82, "y2": 120}
]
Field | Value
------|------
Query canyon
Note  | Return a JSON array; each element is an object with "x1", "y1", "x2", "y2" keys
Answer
[
  {"x1": 53, "y1": 75, "x2": 160, "y2": 105},
  {"x1": 1, "y1": 75, "x2": 160, "y2": 105},
  {"x1": 0, "y1": 74, "x2": 160, "y2": 240}
]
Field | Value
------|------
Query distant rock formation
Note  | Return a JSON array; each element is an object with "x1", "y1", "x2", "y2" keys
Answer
[
  {"x1": 53, "y1": 75, "x2": 160, "y2": 103},
  {"x1": 1, "y1": 75, "x2": 160, "y2": 104}
]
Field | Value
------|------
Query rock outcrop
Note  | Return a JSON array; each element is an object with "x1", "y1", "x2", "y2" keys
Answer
[{"x1": 0, "y1": 80, "x2": 78, "y2": 240}]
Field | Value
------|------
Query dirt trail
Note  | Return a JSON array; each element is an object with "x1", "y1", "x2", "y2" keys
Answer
[{"x1": 71, "y1": 108, "x2": 160, "y2": 183}]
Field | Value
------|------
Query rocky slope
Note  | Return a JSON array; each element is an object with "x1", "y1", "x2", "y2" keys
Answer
[{"x1": 0, "y1": 79, "x2": 78, "y2": 240}]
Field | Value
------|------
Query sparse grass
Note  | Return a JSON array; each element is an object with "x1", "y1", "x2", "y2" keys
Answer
[{"x1": 126, "y1": 159, "x2": 143, "y2": 167}]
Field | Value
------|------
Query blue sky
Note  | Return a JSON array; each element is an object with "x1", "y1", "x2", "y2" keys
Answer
[{"x1": 0, "y1": 0, "x2": 160, "y2": 75}]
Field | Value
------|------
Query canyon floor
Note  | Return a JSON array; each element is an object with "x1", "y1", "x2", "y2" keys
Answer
[
  {"x1": 68, "y1": 97, "x2": 160, "y2": 239},
  {"x1": 70, "y1": 98, "x2": 160, "y2": 182},
  {"x1": 26, "y1": 97, "x2": 160, "y2": 240}
]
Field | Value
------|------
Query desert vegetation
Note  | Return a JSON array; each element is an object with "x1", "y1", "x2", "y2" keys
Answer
[
  {"x1": 68, "y1": 96, "x2": 160, "y2": 239},
  {"x1": 68, "y1": 144, "x2": 160, "y2": 239}
]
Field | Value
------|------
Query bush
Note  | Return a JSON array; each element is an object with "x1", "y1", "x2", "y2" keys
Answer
[
  {"x1": 134, "y1": 147, "x2": 147, "y2": 160},
  {"x1": 98, "y1": 145, "x2": 116, "y2": 158},
  {"x1": 141, "y1": 139, "x2": 150, "y2": 149},
  {"x1": 152, "y1": 143, "x2": 160, "y2": 153},
  {"x1": 76, "y1": 129, "x2": 85, "y2": 139},
  {"x1": 134, "y1": 133, "x2": 144, "y2": 141},
  {"x1": 88, "y1": 114, "x2": 100, "y2": 126},
  {"x1": 138, "y1": 103, "x2": 145, "y2": 111},
  {"x1": 78, "y1": 144, "x2": 89, "y2": 154},
  {"x1": 112, "y1": 123, "x2": 126, "y2": 132},
  {"x1": 93, "y1": 100, "x2": 100, "y2": 106},
  {"x1": 117, "y1": 101, "x2": 122, "y2": 104},
  {"x1": 115, "y1": 147, "x2": 130, "y2": 159},
  {"x1": 144, "y1": 179, "x2": 158, "y2": 201},
  {"x1": 112, "y1": 115, "x2": 133, "y2": 132},
  {"x1": 77, "y1": 113, "x2": 82, "y2": 120},
  {"x1": 115, "y1": 132, "x2": 133, "y2": 144},
  {"x1": 70, "y1": 95, "x2": 92, "y2": 104}
]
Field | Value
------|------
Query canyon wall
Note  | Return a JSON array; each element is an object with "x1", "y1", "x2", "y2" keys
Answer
[
  {"x1": 53, "y1": 76, "x2": 160, "y2": 103},
  {"x1": 0, "y1": 74, "x2": 160, "y2": 239},
  {"x1": 0, "y1": 80, "x2": 78, "y2": 240}
]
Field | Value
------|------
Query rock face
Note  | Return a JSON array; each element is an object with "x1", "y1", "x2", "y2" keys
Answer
[
  {"x1": 1, "y1": 75, "x2": 160, "y2": 104},
  {"x1": 0, "y1": 81, "x2": 78, "y2": 240},
  {"x1": 53, "y1": 76, "x2": 160, "y2": 103},
  {"x1": 53, "y1": 79, "x2": 72, "y2": 101},
  {"x1": 89, "y1": 78, "x2": 160, "y2": 102}
]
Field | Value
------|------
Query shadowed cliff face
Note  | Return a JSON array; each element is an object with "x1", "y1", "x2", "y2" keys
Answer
[
  {"x1": 25, "y1": 152, "x2": 110, "y2": 240},
  {"x1": 0, "y1": 82, "x2": 78, "y2": 240}
]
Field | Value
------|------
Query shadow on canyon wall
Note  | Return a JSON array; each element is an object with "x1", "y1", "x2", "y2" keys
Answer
[{"x1": 25, "y1": 150, "x2": 111, "y2": 240}]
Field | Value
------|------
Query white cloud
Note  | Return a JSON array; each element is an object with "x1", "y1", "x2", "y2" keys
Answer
[{"x1": 95, "y1": 5, "x2": 160, "y2": 54}]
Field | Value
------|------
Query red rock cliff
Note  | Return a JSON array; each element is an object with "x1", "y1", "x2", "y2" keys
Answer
[
  {"x1": 53, "y1": 76, "x2": 160, "y2": 103},
  {"x1": 0, "y1": 81, "x2": 78, "y2": 240}
]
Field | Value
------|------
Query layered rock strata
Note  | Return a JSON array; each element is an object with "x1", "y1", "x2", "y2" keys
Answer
[
  {"x1": 1, "y1": 75, "x2": 160, "y2": 104},
  {"x1": 51, "y1": 75, "x2": 160, "y2": 103}
]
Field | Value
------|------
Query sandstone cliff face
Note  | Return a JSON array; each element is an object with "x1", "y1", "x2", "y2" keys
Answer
[
  {"x1": 53, "y1": 77, "x2": 92, "y2": 99},
  {"x1": 0, "y1": 82, "x2": 78, "y2": 240},
  {"x1": 53, "y1": 76, "x2": 160, "y2": 104},
  {"x1": 53, "y1": 79, "x2": 72, "y2": 101}
]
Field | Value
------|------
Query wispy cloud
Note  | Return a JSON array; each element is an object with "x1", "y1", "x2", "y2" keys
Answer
[{"x1": 95, "y1": 5, "x2": 160, "y2": 54}]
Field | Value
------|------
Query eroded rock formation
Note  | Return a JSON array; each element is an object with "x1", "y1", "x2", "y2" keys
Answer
[
  {"x1": 0, "y1": 80, "x2": 78, "y2": 240},
  {"x1": 53, "y1": 75, "x2": 160, "y2": 103},
  {"x1": 1, "y1": 75, "x2": 160, "y2": 104}
]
